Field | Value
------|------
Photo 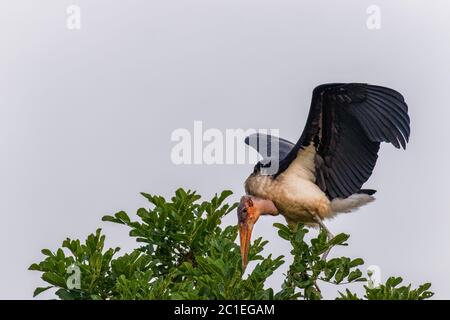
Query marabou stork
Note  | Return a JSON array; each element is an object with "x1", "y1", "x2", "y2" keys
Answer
[{"x1": 238, "y1": 83, "x2": 410, "y2": 269}]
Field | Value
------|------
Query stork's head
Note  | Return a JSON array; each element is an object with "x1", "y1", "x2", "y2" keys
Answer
[{"x1": 237, "y1": 196, "x2": 278, "y2": 270}]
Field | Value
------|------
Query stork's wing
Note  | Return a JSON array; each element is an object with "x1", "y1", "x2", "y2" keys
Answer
[
  {"x1": 278, "y1": 83, "x2": 410, "y2": 199},
  {"x1": 244, "y1": 133, "x2": 295, "y2": 163}
]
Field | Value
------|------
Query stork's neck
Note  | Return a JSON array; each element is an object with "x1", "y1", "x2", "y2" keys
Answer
[{"x1": 252, "y1": 197, "x2": 279, "y2": 216}]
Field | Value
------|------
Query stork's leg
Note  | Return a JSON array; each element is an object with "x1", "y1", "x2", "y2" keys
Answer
[
  {"x1": 311, "y1": 214, "x2": 334, "y2": 240},
  {"x1": 311, "y1": 214, "x2": 334, "y2": 260}
]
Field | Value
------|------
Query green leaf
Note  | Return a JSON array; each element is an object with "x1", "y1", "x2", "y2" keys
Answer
[
  {"x1": 328, "y1": 233, "x2": 350, "y2": 246},
  {"x1": 349, "y1": 258, "x2": 364, "y2": 267},
  {"x1": 55, "y1": 289, "x2": 78, "y2": 300},
  {"x1": 386, "y1": 277, "x2": 403, "y2": 288},
  {"x1": 41, "y1": 249, "x2": 53, "y2": 257},
  {"x1": 273, "y1": 223, "x2": 291, "y2": 241},
  {"x1": 29, "y1": 263, "x2": 41, "y2": 271},
  {"x1": 115, "y1": 211, "x2": 131, "y2": 223},
  {"x1": 101, "y1": 215, "x2": 118, "y2": 223},
  {"x1": 348, "y1": 269, "x2": 363, "y2": 282},
  {"x1": 33, "y1": 286, "x2": 53, "y2": 297},
  {"x1": 335, "y1": 269, "x2": 345, "y2": 284},
  {"x1": 42, "y1": 272, "x2": 66, "y2": 287}
]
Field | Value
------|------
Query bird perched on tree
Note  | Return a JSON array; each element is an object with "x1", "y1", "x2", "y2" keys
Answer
[{"x1": 238, "y1": 83, "x2": 410, "y2": 269}]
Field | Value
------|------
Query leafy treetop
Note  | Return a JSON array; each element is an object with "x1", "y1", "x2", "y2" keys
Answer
[{"x1": 29, "y1": 189, "x2": 433, "y2": 300}]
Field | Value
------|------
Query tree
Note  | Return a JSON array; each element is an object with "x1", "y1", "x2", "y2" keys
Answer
[{"x1": 29, "y1": 189, "x2": 433, "y2": 300}]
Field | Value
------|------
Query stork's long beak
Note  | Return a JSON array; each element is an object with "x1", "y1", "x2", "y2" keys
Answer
[{"x1": 239, "y1": 221, "x2": 254, "y2": 271}]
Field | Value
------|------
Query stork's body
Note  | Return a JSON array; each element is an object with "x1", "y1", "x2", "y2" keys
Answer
[
  {"x1": 245, "y1": 145, "x2": 332, "y2": 225},
  {"x1": 245, "y1": 144, "x2": 376, "y2": 225},
  {"x1": 237, "y1": 83, "x2": 410, "y2": 268}
]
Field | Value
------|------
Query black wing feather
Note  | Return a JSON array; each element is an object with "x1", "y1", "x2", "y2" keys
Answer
[
  {"x1": 367, "y1": 93, "x2": 410, "y2": 139},
  {"x1": 277, "y1": 83, "x2": 409, "y2": 199}
]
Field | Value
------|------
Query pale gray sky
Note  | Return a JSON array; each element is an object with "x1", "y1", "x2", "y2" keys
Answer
[{"x1": 1, "y1": 0, "x2": 449, "y2": 299}]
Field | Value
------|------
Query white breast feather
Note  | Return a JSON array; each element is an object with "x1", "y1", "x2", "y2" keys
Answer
[{"x1": 282, "y1": 144, "x2": 317, "y2": 182}]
